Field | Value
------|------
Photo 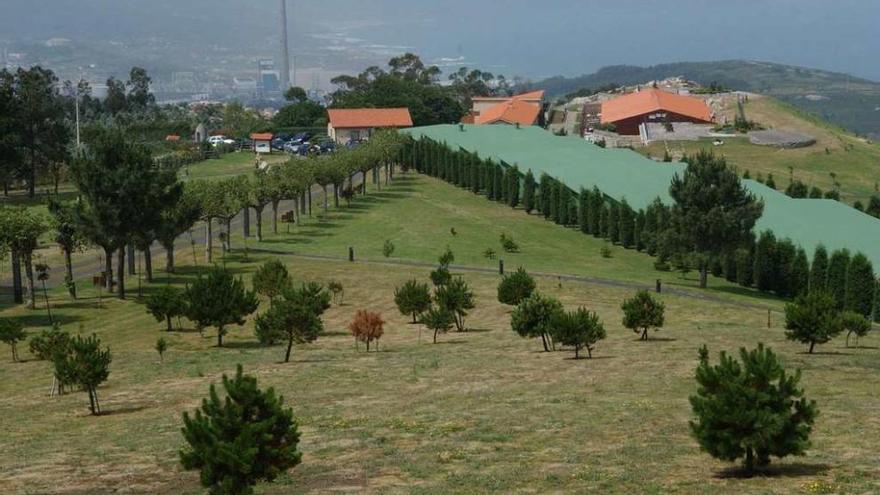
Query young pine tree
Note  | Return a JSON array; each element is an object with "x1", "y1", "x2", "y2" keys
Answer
[
  {"x1": 621, "y1": 290, "x2": 665, "y2": 341},
  {"x1": 497, "y1": 268, "x2": 536, "y2": 306},
  {"x1": 551, "y1": 307, "x2": 606, "y2": 359},
  {"x1": 186, "y1": 266, "x2": 259, "y2": 347},
  {"x1": 146, "y1": 286, "x2": 188, "y2": 332},
  {"x1": 689, "y1": 344, "x2": 817, "y2": 473},
  {"x1": 0, "y1": 318, "x2": 26, "y2": 362},
  {"x1": 394, "y1": 279, "x2": 432, "y2": 323},
  {"x1": 252, "y1": 259, "x2": 291, "y2": 302},
  {"x1": 784, "y1": 291, "x2": 844, "y2": 353},
  {"x1": 53, "y1": 334, "x2": 111, "y2": 415},
  {"x1": 510, "y1": 292, "x2": 562, "y2": 352},
  {"x1": 180, "y1": 365, "x2": 302, "y2": 495}
]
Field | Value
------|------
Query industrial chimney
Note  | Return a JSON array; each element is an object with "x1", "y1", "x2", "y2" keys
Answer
[{"x1": 279, "y1": 0, "x2": 291, "y2": 90}]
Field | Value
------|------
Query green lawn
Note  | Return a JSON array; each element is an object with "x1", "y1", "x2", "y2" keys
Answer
[
  {"x1": 639, "y1": 97, "x2": 880, "y2": 205},
  {"x1": 184, "y1": 151, "x2": 289, "y2": 181},
  {"x1": 1, "y1": 172, "x2": 877, "y2": 494}
]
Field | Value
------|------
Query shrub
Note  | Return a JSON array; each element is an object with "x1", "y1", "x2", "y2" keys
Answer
[
  {"x1": 254, "y1": 283, "x2": 330, "y2": 362},
  {"x1": 180, "y1": 365, "x2": 301, "y2": 495},
  {"x1": 497, "y1": 268, "x2": 536, "y2": 306},
  {"x1": 146, "y1": 285, "x2": 188, "y2": 331},
  {"x1": 784, "y1": 291, "x2": 843, "y2": 353},
  {"x1": 0, "y1": 318, "x2": 26, "y2": 362},
  {"x1": 328, "y1": 281, "x2": 344, "y2": 305},
  {"x1": 348, "y1": 310, "x2": 385, "y2": 351},
  {"x1": 29, "y1": 324, "x2": 70, "y2": 361},
  {"x1": 382, "y1": 239, "x2": 395, "y2": 258},
  {"x1": 621, "y1": 290, "x2": 665, "y2": 340},
  {"x1": 600, "y1": 244, "x2": 612, "y2": 258},
  {"x1": 499, "y1": 233, "x2": 519, "y2": 253},
  {"x1": 511, "y1": 293, "x2": 563, "y2": 352},
  {"x1": 689, "y1": 344, "x2": 817, "y2": 473},
  {"x1": 394, "y1": 280, "x2": 432, "y2": 323},
  {"x1": 551, "y1": 307, "x2": 606, "y2": 359},
  {"x1": 430, "y1": 266, "x2": 452, "y2": 287},
  {"x1": 483, "y1": 248, "x2": 496, "y2": 260},
  {"x1": 438, "y1": 247, "x2": 455, "y2": 267},
  {"x1": 155, "y1": 337, "x2": 168, "y2": 362},
  {"x1": 186, "y1": 266, "x2": 259, "y2": 347}
]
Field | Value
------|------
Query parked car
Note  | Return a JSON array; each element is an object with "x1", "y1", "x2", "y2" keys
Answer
[{"x1": 208, "y1": 135, "x2": 235, "y2": 146}]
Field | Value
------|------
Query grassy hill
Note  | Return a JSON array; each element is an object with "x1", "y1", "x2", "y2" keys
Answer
[
  {"x1": 1, "y1": 172, "x2": 878, "y2": 494},
  {"x1": 639, "y1": 96, "x2": 880, "y2": 205},
  {"x1": 533, "y1": 60, "x2": 880, "y2": 138}
]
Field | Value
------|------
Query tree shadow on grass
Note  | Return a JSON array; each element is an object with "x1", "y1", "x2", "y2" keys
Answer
[
  {"x1": 14, "y1": 313, "x2": 85, "y2": 328},
  {"x1": 564, "y1": 355, "x2": 616, "y2": 361},
  {"x1": 797, "y1": 350, "x2": 855, "y2": 356},
  {"x1": 714, "y1": 462, "x2": 830, "y2": 479},
  {"x1": 433, "y1": 339, "x2": 467, "y2": 345},
  {"x1": 463, "y1": 328, "x2": 493, "y2": 333},
  {"x1": 322, "y1": 331, "x2": 351, "y2": 337},
  {"x1": 639, "y1": 337, "x2": 678, "y2": 342},
  {"x1": 98, "y1": 405, "x2": 149, "y2": 416}
]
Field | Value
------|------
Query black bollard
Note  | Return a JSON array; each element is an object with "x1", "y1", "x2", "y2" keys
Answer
[
  {"x1": 656, "y1": 279, "x2": 662, "y2": 293},
  {"x1": 499, "y1": 259, "x2": 504, "y2": 275},
  {"x1": 349, "y1": 247, "x2": 354, "y2": 262}
]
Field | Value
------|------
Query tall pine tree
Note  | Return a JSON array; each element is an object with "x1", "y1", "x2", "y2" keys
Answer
[
  {"x1": 753, "y1": 231, "x2": 777, "y2": 293},
  {"x1": 826, "y1": 249, "x2": 851, "y2": 309},
  {"x1": 608, "y1": 203, "x2": 620, "y2": 244},
  {"x1": 523, "y1": 170, "x2": 536, "y2": 214},
  {"x1": 809, "y1": 244, "x2": 829, "y2": 293},
  {"x1": 844, "y1": 253, "x2": 875, "y2": 318},
  {"x1": 619, "y1": 199, "x2": 635, "y2": 248},
  {"x1": 578, "y1": 188, "x2": 591, "y2": 234}
]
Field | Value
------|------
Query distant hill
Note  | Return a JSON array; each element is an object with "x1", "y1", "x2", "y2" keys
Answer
[{"x1": 533, "y1": 61, "x2": 880, "y2": 139}]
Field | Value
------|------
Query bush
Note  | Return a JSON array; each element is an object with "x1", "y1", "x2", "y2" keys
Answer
[
  {"x1": 841, "y1": 311, "x2": 871, "y2": 348},
  {"x1": 600, "y1": 244, "x2": 612, "y2": 258},
  {"x1": 348, "y1": 310, "x2": 385, "y2": 351},
  {"x1": 394, "y1": 280, "x2": 432, "y2": 323},
  {"x1": 328, "y1": 281, "x2": 344, "y2": 305},
  {"x1": 497, "y1": 268, "x2": 536, "y2": 306},
  {"x1": 551, "y1": 307, "x2": 606, "y2": 359},
  {"x1": 784, "y1": 291, "x2": 843, "y2": 353},
  {"x1": 499, "y1": 233, "x2": 519, "y2": 253},
  {"x1": 180, "y1": 365, "x2": 302, "y2": 495},
  {"x1": 434, "y1": 277, "x2": 475, "y2": 332},
  {"x1": 690, "y1": 344, "x2": 817, "y2": 473},
  {"x1": 186, "y1": 266, "x2": 259, "y2": 347},
  {"x1": 483, "y1": 248, "x2": 496, "y2": 260},
  {"x1": 254, "y1": 283, "x2": 330, "y2": 362},
  {"x1": 155, "y1": 337, "x2": 168, "y2": 362},
  {"x1": 29, "y1": 324, "x2": 70, "y2": 361},
  {"x1": 383, "y1": 239, "x2": 395, "y2": 258},
  {"x1": 621, "y1": 290, "x2": 665, "y2": 340}
]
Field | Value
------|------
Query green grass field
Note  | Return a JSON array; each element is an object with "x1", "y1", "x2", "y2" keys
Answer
[
  {"x1": 640, "y1": 97, "x2": 880, "y2": 205},
  {"x1": 1, "y1": 172, "x2": 877, "y2": 494}
]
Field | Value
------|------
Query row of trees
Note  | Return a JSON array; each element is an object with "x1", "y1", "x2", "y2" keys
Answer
[{"x1": 405, "y1": 137, "x2": 879, "y2": 316}]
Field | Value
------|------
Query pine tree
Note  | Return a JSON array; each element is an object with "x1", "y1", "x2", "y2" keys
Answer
[
  {"x1": 599, "y1": 204, "x2": 609, "y2": 238},
  {"x1": 621, "y1": 290, "x2": 665, "y2": 340},
  {"x1": 619, "y1": 199, "x2": 635, "y2": 248},
  {"x1": 146, "y1": 285, "x2": 188, "y2": 332},
  {"x1": 753, "y1": 231, "x2": 777, "y2": 293},
  {"x1": 394, "y1": 279, "x2": 432, "y2": 323},
  {"x1": 510, "y1": 292, "x2": 563, "y2": 352},
  {"x1": 539, "y1": 174, "x2": 552, "y2": 219},
  {"x1": 690, "y1": 344, "x2": 817, "y2": 472},
  {"x1": 844, "y1": 253, "x2": 875, "y2": 318},
  {"x1": 826, "y1": 249, "x2": 851, "y2": 309},
  {"x1": 500, "y1": 165, "x2": 509, "y2": 202},
  {"x1": 790, "y1": 247, "x2": 811, "y2": 298},
  {"x1": 186, "y1": 266, "x2": 259, "y2": 347},
  {"x1": 522, "y1": 170, "x2": 537, "y2": 213},
  {"x1": 809, "y1": 244, "x2": 829, "y2": 293},
  {"x1": 556, "y1": 182, "x2": 569, "y2": 225},
  {"x1": 549, "y1": 180, "x2": 559, "y2": 222},
  {"x1": 252, "y1": 259, "x2": 291, "y2": 302},
  {"x1": 497, "y1": 268, "x2": 536, "y2": 306},
  {"x1": 254, "y1": 283, "x2": 330, "y2": 363},
  {"x1": 608, "y1": 203, "x2": 620, "y2": 244},
  {"x1": 551, "y1": 307, "x2": 606, "y2": 359},
  {"x1": 785, "y1": 291, "x2": 844, "y2": 353},
  {"x1": 774, "y1": 239, "x2": 796, "y2": 298},
  {"x1": 643, "y1": 200, "x2": 659, "y2": 254},
  {"x1": 180, "y1": 365, "x2": 302, "y2": 495},
  {"x1": 578, "y1": 188, "x2": 591, "y2": 234},
  {"x1": 634, "y1": 210, "x2": 646, "y2": 251},
  {"x1": 507, "y1": 165, "x2": 521, "y2": 208},
  {"x1": 54, "y1": 334, "x2": 111, "y2": 415},
  {"x1": 735, "y1": 247, "x2": 754, "y2": 287},
  {"x1": 470, "y1": 154, "x2": 481, "y2": 193},
  {"x1": 0, "y1": 318, "x2": 26, "y2": 362},
  {"x1": 434, "y1": 277, "x2": 475, "y2": 332},
  {"x1": 493, "y1": 164, "x2": 504, "y2": 202},
  {"x1": 873, "y1": 279, "x2": 880, "y2": 323},
  {"x1": 590, "y1": 187, "x2": 603, "y2": 237}
]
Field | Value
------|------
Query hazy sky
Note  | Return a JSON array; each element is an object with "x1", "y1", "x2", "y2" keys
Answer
[{"x1": 2, "y1": 0, "x2": 879, "y2": 81}]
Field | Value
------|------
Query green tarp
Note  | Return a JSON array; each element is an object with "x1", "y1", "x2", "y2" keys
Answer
[{"x1": 404, "y1": 124, "x2": 880, "y2": 268}]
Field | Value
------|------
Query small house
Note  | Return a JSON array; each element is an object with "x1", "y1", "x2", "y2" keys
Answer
[
  {"x1": 326, "y1": 108, "x2": 413, "y2": 144},
  {"x1": 251, "y1": 133, "x2": 274, "y2": 154}
]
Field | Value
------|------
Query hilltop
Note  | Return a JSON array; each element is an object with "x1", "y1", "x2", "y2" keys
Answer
[{"x1": 533, "y1": 60, "x2": 880, "y2": 138}]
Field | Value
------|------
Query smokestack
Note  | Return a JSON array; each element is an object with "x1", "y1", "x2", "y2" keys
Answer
[{"x1": 280, "y1": 0, "x2": 291, "y2": 90}]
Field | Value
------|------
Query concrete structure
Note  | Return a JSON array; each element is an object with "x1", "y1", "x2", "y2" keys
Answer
[
  {"x1": 601, "y1": 89, "x2": 713, "y2": 135},
  {"x1": 251, "y1": 133, "x2": 274, "y2": 154},
  {"x1": 279, "y1": 0, "x2": 291, "y2": 90},
  {"x1": 465, "y1": 90, "x2": 545, "y2": 126},
  {"x1": 326, "y1": 108, "x2": 413, "y2": 144}
]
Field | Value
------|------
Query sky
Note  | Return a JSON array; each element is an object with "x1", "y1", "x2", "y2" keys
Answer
[{"x1": 1, "y1": 0, "x2": 878, "y2": 81}]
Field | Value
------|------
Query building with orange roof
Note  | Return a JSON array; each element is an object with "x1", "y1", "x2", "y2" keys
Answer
[
  {"x1": 250, "y1": 132, "x2": 274, "y2": 154},
  {"x1": 466, "y1": 90, "x2": 545, "y2": 126},
  {"x1": 327, "y1": 108, "x2": 413, "y2": 144},
  {"x1": 600, "y1": 89, "x2": 712, "y2": 135}
]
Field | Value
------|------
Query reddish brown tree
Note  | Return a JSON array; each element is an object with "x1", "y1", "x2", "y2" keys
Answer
[{"x1": 348, "y1": 310, "x2": 385, "y2": 351}]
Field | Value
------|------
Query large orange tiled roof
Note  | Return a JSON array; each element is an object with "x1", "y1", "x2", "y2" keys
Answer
[
  {"x1": 327, "y1": 108, "x2": 413, "y2": 129},
  {"x1": 600, "y1": 89, "x2": 712, "y2": 124},
  {"x1": 472, "y1": 90, "x2": 544, "y2": 126}
]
